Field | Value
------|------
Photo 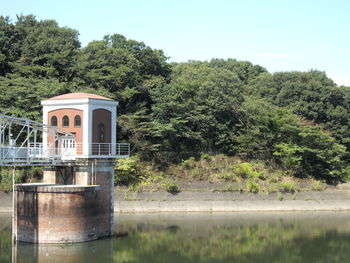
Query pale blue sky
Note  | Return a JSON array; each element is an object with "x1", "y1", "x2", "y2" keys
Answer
[{"x1": 1, "y1": 0, "x2": 350, "y2": 86}]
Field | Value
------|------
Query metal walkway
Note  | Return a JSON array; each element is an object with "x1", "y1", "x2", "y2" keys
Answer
[{"x1": 0, "y1": 114, "x2": 130, "y2": 167}]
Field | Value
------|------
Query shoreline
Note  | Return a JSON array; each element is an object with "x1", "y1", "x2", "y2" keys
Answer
[
  {"x1": 2, "y1": 199, "x2": 350, "y2": 213},
  {"x1": 114, "y1": 185, "x2": 350, "y2": 212},
  {"x1": 2, "y1": 186, "x2": 350, "y2": 213},
  {"x1": 115, "y1": 199, "x2": 350, "y2": 213}
]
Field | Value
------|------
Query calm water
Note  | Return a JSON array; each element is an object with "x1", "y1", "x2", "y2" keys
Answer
[{"x1": 2, "y1": 212, "x2": 350, "y2": 262}]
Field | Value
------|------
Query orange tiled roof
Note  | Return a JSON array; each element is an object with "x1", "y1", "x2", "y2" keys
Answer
[{"x1": 48, "y1": 92, "x2": 112, "y2": 101}]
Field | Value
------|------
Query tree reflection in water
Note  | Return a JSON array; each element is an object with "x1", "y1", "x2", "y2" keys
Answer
[
  {"x1": 2, "y1": 212, "x2": 350, "y2": 263},
  {"x1": 113, "y1": 212, "x2": 350, "y2": 263}
]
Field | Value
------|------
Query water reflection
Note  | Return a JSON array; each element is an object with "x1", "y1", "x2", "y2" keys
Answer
[
  {"x1": 2, "y1": 212, "x2": 350, "y2": 262},
  {"x1": 114, "y1": 212, "x2": 350, "y2": 263},
  {"x1": 14, "y1": 238, "x2": 113, "y2": 263},
  {"x1": 0, "y1": 213, "x2": 11, "y2": 263}
]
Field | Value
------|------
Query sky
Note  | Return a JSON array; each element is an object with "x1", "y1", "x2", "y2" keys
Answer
[{"x1": 1, "y1": 0, "x2": 350, "y2": 86}]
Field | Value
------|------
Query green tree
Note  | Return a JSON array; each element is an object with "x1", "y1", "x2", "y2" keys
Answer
[
  {"x1": 11, "y1": 15, "x2": 81, "y2": 81},
  {"x1": 147, "y1": 61, "x2": 246, "y2": 156},
  {"x1": 76, "y1": 34, "x2": 171, "y2": 144},
  {"x1": 0, "y1": 16, "x2": 22, "y2": 75},
  {"x1": 248, "y1": 70, "x2": 350, "y2": 149},
  {"x1": 209, "y1": 58, "x2": 267, "y2": 84},
  {"x1": 0, "y1": 75, "x2": 68, "y2": 121},
  {"x1": 237, "y1": 98, "x2": 348, "y2": 180}
]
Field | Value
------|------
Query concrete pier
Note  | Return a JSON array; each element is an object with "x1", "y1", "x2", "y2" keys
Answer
[{"x1": 13, "y1": 159, "x2": 116, "y2": 243}]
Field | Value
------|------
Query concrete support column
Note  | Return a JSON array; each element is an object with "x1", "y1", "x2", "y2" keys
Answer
[
  {"x1": 43, "y1": 166, "x2": 74, "y2": 185},
  {"x1": 15, "y1": 159, "x2": 116, "y2": 243},
  {"x1": 42, "y1": 167, "x2": 56, "y2": 184},
  {"x1": 14, "y1": 184, "x2": 100, "y2": 243},
  {"x1": 74, "y1": 158, "x2": 116, "y2": 237}
]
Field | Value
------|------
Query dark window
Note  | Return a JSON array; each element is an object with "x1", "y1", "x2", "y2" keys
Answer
[
  {"x1": 51, "y1": 116, "x2": 57, "y2": 126},
  {"x1": 62, "y1": 115, "x2": 69, "y2": 127},
  {"x1": 74, "y1": 115, "x2": 81, "y2": 127},
  {"x1": 97, "y1": 123, "x2": 105, "y2": 143}
]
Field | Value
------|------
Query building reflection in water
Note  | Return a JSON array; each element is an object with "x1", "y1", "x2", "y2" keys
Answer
[{"x1": 12, "y1": 237, "x2": 114, "y2": 263}]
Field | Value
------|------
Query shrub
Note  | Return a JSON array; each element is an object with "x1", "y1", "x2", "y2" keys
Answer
[
  {"x1": 190, "y1": 168, "x2": 201, "y2": 179},
  {"x1": 166, "y1": 181, "x2": 180, "y2": 193},
  {"x1": 277, "y1": 192, "x2": 283, "y2": 201},
  {"x1": 200, "y1": 153, "x2": 212, "y2": 161},
  {"x1": 115, "y1": 156, "x2": 142, "y2": 185},
  {"x1": 273, "y1": 126, "x2": 348, "y2": 181},
  {"x1": 128, "y1": 183, "x2": 143, "y2": 193},
  {"x1": 341, "y1": 167, "x2": 350, "y2": 182},
  {"x1": 267, "y1": 171, "x2": 282, "y2": 184},
  {"x1": 232, "y1": 162, "x2": 264, "y2": 179},
  {"x1": 279, "y1": 177, "x2": 299, "y2": 193},
  {"x1": 28, "y1": 167, "x2": 43, "y2": 182},
  {"x1": 273, "y1": 143, "x2": 303, "y2": 173},
  {"x1": 246, "y1": 179, "x2": 259, "y2": 193},
  {"x1": 208, "y1": 174, "x2": 220, "y2": 183},
  {"x1": 209, "y1": 172, "x2": 239, "y2": 183},
  {"x1": 279, "y1": 182, "x2": 297, "y2": 193},
  {"x1": 181, "y1": 157, "x2": 196, "y2": 169},
  {"x1": 0, "y1": 167, "x2": 44, "y2": 191},
  {"x1": 310, "y1": 180, "x2": 325, "y2": 191},
  {"x1": 0, "y1": 169, "x2": 13, "y2": 191},
  {"x1": 266, "y1": 183, "x2": 279, "y2": 193},
  {"x1": 0, "y1": 167, "x2": 40, "y2": 191},
  {"x1": 224, "y1": 173, "x2": 239, "y2": 181}
]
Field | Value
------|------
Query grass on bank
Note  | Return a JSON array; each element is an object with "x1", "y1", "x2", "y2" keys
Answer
[{"x1": 114, "y1": 154, "x2": 328, "y2": 194}]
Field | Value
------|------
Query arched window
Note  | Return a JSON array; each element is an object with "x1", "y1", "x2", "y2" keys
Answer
[
  {"x1": 51, "y1": 116, "x2": 57, "y2": 127},
  {"x1": 62, "y1": 115, "x2": 69, "y2": 127},
  {"x1": 74, "y1": 115, "x2": 81, "y2": 127},
  {"x1": 97, "y1": 123, "x2": 105, "y2": 143}
]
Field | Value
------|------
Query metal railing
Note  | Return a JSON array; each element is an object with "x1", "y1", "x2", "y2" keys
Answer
[
  {"x1": 74, "y1": 143, "x2": 130, "y2": 158},
  {"x1": 0, "y1": 145, "x2": 64, "y2": 166},
  {"x1": 0, "y1": 143, "x2": 130, "y2": 166}
]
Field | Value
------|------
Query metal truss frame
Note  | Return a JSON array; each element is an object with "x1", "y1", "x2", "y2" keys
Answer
[{"x1": 0, "y1": 114, "x2": 75, "y2": 166}]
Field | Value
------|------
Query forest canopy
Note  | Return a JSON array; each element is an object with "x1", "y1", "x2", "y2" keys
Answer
[{"x1": 1, "y1": 14, "x2": 350, "y2": 181}]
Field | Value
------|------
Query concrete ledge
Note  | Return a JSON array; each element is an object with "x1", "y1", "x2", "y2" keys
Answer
[
  {"x1": 3, "y1": 199, "x2": 350, "y2": 213},
  {"x1": 14, "y1": 183, "x2": 100, "y2": 193},
  {"x1": 115, "y1": 200, "x2": 350, "y2": 213}
]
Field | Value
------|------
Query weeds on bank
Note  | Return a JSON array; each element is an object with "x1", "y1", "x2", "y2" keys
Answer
[
  {"x1": 310, "y1": 179, "x2": 326, "y2": 191},
  {"x1": 115, "y1": 154, "x2": 327, "y2": 194},
  {"x1": 277, "y1": 192, "x2": 284, "y2": 201},
  {"x1": 246, "y1": 179, "x2": 260, "y2": 193},
  {"x1": 166, "y1": 181, "x2": 180, "y2": 193},
  {"x1": 278, "y1": 177, "x2": 300, "y2": 193}
]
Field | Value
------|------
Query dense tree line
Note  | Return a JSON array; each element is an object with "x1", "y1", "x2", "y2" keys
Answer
[
  {"x1": 1, "y1": 15, "x2": 349, "y2": 181},
  {"x1": 248, "y1": 71, "x2": 350, "y2": 149}
]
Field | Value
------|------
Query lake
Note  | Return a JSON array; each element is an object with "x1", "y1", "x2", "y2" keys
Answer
[{"x1": 1, "y1": 211, "x2": 350, "y2": 262}]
